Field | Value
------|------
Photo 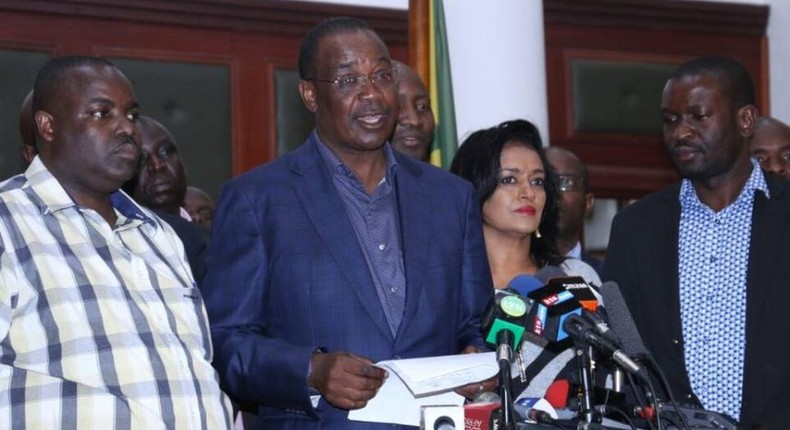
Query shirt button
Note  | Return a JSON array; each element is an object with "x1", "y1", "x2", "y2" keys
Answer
[
  {"x1": 378, "y1": 244, "x2": 386, "y2": 251},
  {"x1": 672, "y1": 339, "x2": 680, "y2": 345},
  {"x1": 390, "y1": 286, "x2": 397, "y2": 293}
]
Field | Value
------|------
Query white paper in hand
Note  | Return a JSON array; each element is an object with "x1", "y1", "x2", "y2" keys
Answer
[{"x1": 348, "y1": 352, "x2": 497, "y2": 426}]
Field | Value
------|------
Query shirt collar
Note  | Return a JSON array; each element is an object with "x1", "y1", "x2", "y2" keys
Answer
[
  {"x1": 312, "y1": 130, "x2": 399, "y2": 181},
  {"x1": 25, "y1": 156, "x2": 155, "y2": 224},
  {"x1": 566, "y1": 242, "x2": 582, "y2": 259},
  {"x1": 680, "y1": 158, "x2": 769, "y2": 209}
]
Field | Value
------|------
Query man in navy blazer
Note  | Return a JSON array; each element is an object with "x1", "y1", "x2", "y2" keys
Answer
[
  {"x1": 604, "y1": 56, "x2": 790, "y2": 429},
  {"x1": 201, "y1": 17, "x2": 492, "y2": 429}
]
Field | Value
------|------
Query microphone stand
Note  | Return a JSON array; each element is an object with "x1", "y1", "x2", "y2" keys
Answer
[
  {"x1": 496, "y1": 329, "x2": 517, "y2": 430},
  {"x1": 573, "y1": 343, "x2": 598, "y2": 426}
]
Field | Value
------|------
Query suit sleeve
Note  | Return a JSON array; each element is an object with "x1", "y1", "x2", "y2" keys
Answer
[
  {"x1": 456, "y1": 186, "x2": 494, "y2": 351},
  {"x1": 201, "y1": 182, "x2": 316, "y2": 412}
]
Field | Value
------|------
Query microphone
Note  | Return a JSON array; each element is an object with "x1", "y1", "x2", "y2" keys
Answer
[
  {"x1": 506, "y1": 274, "x2": 544, "y2": 297},
  {"x1": 534, "y1": 265, "x2": 567, "y2": 284},
  {"x1": 524, "y1": 278, "x2": 583, "y2": 346},
  {"x1": 546, "y1": 276, "x2": 599, "y2": 312},
  {"x1": 420, "y1": 405, "x2": 464, "y2": 430},
  {"x1": 580, "y1": 307, "x2": 621, "y2": 347},
  {"x1": 598, "y1": 281, "x2": 649, "y2": 357},
  {"x1": 481, "y1": 289, "x2": 532, "y2": 355},
  {"x1": 562, "y1": 314, "x2": 646, "y2": 379}
]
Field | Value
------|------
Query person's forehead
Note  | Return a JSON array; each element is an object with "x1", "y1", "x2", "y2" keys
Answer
[
  {"x1": 399, "y1": 71, "x2": 428, "y2": 98},
  {"x1": 139, "y1": 123, "x2": 175, "y2": 150},
  {"x1": 68, "y1": 65, "x2": 130, "y2": 93},
  {"x1": 547, "y1": 150, "x2": 581, "y2": 175},
  {"x1": 316, "y1": 30, "x2": 389, "y2": 69}
]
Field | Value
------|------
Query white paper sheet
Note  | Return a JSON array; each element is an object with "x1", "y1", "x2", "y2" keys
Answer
[{"x1": 348, "y1": 352, "x2": 497, "y2": 426}]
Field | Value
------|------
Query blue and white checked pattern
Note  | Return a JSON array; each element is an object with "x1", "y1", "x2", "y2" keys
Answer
[
  {"x1": 316, "y1": 137, "x2": 407, "y2": 336},
  {"x1": 0, "y1": 157, "x2": 233, "y2": 429},
  {"x1": 678, "y1": 159, "x2": 767, "y2": 421}
]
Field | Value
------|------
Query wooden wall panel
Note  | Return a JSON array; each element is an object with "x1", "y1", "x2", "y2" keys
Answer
[
  {"x1": 0, "y1": 0, "x2": 409, "y2": 176},
  {"x1": 544, "y1": 0, "x2": 769, "y2": 199}
]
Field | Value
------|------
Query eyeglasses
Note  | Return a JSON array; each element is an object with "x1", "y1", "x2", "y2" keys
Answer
[
  {"x1": 307, "y1": 68, "x2": 398, "y2": 94},
  {"x1": 557, "y1": 174, "x2": 586, "y2": 192}
]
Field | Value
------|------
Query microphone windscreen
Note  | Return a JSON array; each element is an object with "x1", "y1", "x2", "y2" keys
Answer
[
  {"x1": 544, "y1": 379, "x2": 570, "y2": 409},
  {"x1": 600, "y1": 281, "x2": 649, "y2": 356},
  {"x1": 506, "y1": 274, "x2": 543, "y2": 296},
  {"x1": 534, "y1": 266, "x2": 566, "y2": 284}
]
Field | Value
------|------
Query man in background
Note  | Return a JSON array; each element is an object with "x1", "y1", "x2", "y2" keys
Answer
[
  {"x1": 604, "y1": 56, "x2": 790, "y2": 429},
  {"x1": 0, "y1": 55, "x2": 232, "y2": 428},
  {"x1": 202, "y1": 17, "x2": 491, "y2": 429},
  {"x1": 389, "y1": 60, "x2": 435, "y2": 162},
  {"x1": 545, "y1": 146, "x2": 603, "y2": 275},
  {"x1": 184, "y1": 185, "x2": 215, "y2": 232},
  {"x1": 750, "y1": 116, "x2": 790, "y2": 179},
  {"x1": 124, "y1": 115, "x2": 208, "y2": 283}
]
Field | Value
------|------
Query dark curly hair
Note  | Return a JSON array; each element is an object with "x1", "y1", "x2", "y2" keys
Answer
[{"x1": 450, "y1": 119, "x2": 564, "y2": 268}]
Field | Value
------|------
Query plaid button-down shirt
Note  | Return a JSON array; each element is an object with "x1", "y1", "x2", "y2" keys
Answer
[{"x1": 0, "y1": 157, "x2": 232, "y2": 429}]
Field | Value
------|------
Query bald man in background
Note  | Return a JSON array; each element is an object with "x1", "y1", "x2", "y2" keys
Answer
[
  {"x1": 390, "y1": 61, "x2": 435, "y2": 162},
  {"x1": 750, "y1": 116, "x2": 790, "y2": 179},
  {"x1": 545, "y1": 146, "x2": 603, "y2": 275}
]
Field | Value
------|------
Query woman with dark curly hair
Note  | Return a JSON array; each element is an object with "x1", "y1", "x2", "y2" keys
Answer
[{"x1": 451, "y1": 119, "x2": 602, "y2": 402}]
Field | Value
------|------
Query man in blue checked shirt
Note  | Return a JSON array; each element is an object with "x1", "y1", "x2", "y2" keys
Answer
[
  {"x1": 0, "y1": 56, "x2": 233, "y2": 429},
  {"x1": 604, "y1": 56, "x2": 790, "y2": 430}
]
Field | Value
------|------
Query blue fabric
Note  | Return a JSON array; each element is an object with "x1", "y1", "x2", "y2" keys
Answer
[
  {"x1": 201, "y1": 133, "x2": 493, "y2": 429},
  {"x1": 677, "y1": 160, "x2": 766, "y2": 421},
  {"x1": 315, "y1": 138, "x2": 406, "y2": 335}
]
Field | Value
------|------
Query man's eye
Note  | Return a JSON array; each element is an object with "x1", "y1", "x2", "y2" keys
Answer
[
  {"x1": 416, "y1": 102, "x2": 431, "y2": 112},
  {"x1": 126, "y1": 111, "x2": 139, "y2": 122},
  {"x1": 531, "y1": 177, "x2": 545, "y2": 187},
  {"x1": 337, "y1": 76, "x2": 359, "y2": 89},
  {"x1": 374, "y1": 70, "x2": 394, "y2": 82},
  {"x1": 782, "y1": 152, "x2": 790, "y2": 162},
  {"x1": 91, "y1": 110, "x2": 108, "y2": 119}
]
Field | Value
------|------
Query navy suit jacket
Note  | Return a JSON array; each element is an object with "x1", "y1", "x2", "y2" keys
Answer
[
  {"x1": 202, "y1": 135, "x2": 493, "y2": 429},
  {"x1": 604, "y1": 173, "x2": 790, "y2": 430}
]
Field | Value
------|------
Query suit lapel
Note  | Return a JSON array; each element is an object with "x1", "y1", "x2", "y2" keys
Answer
[
  {"x1": 392, "y1": 157, "x2": 430, "y2": 342},
  {"x1": 289, "y1": 138, "x2": 393, "y2": 341}
]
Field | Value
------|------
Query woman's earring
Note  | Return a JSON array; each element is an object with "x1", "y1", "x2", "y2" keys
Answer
[{"x1": 534, "y1": 228, "x2": 542, "y2": 239}]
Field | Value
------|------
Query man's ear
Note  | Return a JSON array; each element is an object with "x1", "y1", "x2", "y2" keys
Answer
[
  {"x1": 35, "y1": 110, "x2": 55, "y2": 143},
  {"x1": 736, "y1": 104, "x2": 758, "y2": 138},
  {"x1": 584, "y1": 192, "x2": 595, "y2": 218},
  {"x1": 298, "y1": 80, "x2": 318, "y2": 113}
]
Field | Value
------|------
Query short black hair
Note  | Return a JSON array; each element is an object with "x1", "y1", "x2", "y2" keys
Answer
[
  {"x1": 298, "y1": 16, "x2": 378, "y2": 79},
  {"x1": 32, "y1": 56, "x2": 116, "y2": 114},
  {"x1": 669, "y1": 56, "x2": 755, "y2": 109},
  {"x1": 450, "y1": 119, "x2": 564, "y2": 268}
]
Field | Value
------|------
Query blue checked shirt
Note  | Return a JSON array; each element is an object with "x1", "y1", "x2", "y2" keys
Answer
[
  {"x1": 0, "y1": 157, "x2": 233, "y2": 429},
  {"x1": 678, "y1": 159, "x2": 766, "y2": 421},
  {"x1": 315, "y1": 134, "x2": 407, "y2": 336}
]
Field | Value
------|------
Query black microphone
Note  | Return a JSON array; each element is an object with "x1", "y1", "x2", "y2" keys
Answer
[
  {"x1": 481, "y1": 289, "x2": 532, "y2": 355},
  {"x1": 598, "y1": 281, "x2": 649, "y2": 358},
  {"x1": 580, "y1": 308, "x2": 621, "y2": 347},
  {"x1": 562, "y1": 314, "x2": 646, "y2": 379}
]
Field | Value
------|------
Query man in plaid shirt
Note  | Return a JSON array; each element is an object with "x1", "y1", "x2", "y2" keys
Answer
[{"x1": 0, "y1": 56, "x2": 233, "y2": 429}]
